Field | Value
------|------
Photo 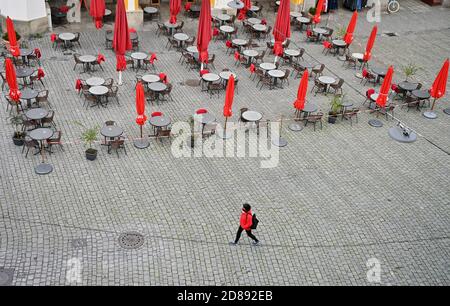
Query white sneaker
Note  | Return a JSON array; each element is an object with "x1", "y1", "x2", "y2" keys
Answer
[
  {"x1": 252, "y1": 241, "x2": 260, "y2": 246},
  {"x1": 229, "y1": 241, "x2": 238, "y2": 246}
]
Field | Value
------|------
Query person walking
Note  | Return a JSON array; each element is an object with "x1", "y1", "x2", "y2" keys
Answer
[{"x1": 230, "y1": 203, "x2": 260, "y2": 246}]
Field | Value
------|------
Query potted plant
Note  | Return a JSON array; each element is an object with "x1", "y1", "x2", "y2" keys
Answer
[
  {"x1": 328, "y1": 94, "x2": 344, "y2": 124},
  {"x1": 402, "y1": 63, "x2": 421, "y2": 82},
  {"x1": 308, "y1": 7, "x2": 316, "y2": 18},
  {"x1": 336, "y1": 26, "x2": 347, "y2": 39},
  {"x1": 75, "y1": 122, "x2": 99, "y2": 161},
  {"x1": 9, "y1": 114, "x2": 24, "y2": 146},
  {"x1": 2, "y1": 31, "x2": 21, "y2": 50}
]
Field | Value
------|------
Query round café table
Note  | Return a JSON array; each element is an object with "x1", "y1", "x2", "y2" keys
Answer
[
  {"x1": 202, "y1": 73, "x2": 220, "y2": 83},
  {"x1": 371, "y1": 67, "x2": 387, "y2": 83},
  {"x1": 20, "y1": 88, "x2": 38, "y2": 108},
  {"x1": 243, "y1": 49, "x2": 258, "y2": 64},
  {"x1": 148, "y1": 82, "x2": 167, "y2": 101},
  {"x1": 194, "y1": 113, "x2": 216, "y2": 136},
  {"x1": 247, "y1": 18, "x2": 261, "y2": 25},
  {"x1": 29, "y1": 128, "x2": 54, "y2": 175},
  {"x1": 131, "y1": 52, "x2": 148, "y2": 71},
  {"x1": 86, "y1": 77, "x2": 105, "y2": 87},
  {"x1": 301, "y1": 103, "x2": 318, "y2": 117},
  {"x1": 268, "y1": 69, "x2": 285, "y2": 88},
  {"x1": 252, "y1": 24, "x2": 267, "y2": 32},
  {"x1": 142, "y1": 74, "x2": 160, "y2": 84},
  {"x1": 219, "y1": 71, "x2": 237, "y2": 82},
  {"x1": 174, "y1": 33, "x2": 189, "y2": 48},
  {"x1": 260, "y1": 62, "x2": 276, "y2": 71},
  {"x1": 332, "y1": 39, "x2": 347, "y2": 56},
  {"x1": 58, "y1": 32, "x2": 76, "y2": 51},
  {"x1": 101, "y1": 125, "x2": 123, "y2": 139},
  {"x1": 399, "y1": 81, "x2": 418, "y2": 92},
  {"x1": 284, "y1": 49, "x2": 301, "y2": 63},
  {"x1": 290, "y1": 12, "x2": 302, "y2": 18},
  {"x1": 313, "y1": 27, "x2": 327, "y2": 36},
  {"x1": 15, "y1": 66, "x2": 34, "y2": 86},
  {"x1": 164, "y1": 21, "x2": 180, "y2": 35},
  {"x1": 250, "y1": 6, "x2": 260, "y2": 12},
  {"x1": 228, "y1": 0, "x2": 244, "y2": 9},
  {"x1": 297, "y1": 17, "x2": 310, "y2": 24},
  {"x1": 89, "y1": 85, "x2": 109, "y2": 107},
  {"x1": 232, "y1": 39, "x2": 248, "y2": 49},
  {"x1": 20, "y1": 48, "x2": 33, "y2": 65},
  {"x1": 220, "y1": 25, "x2": 235, "y2": 39},
  {"x1": 26, "y1": 108, "x2": 48, "y2": 126},
  {"x1": 242, "y1": 110, "x2": 263, "y2": 135},
  {"x1": 186, "y1": 46, "x2": 198, "y2": 53},
  {"x1": 216, "y1": 14, "x2": 231, "y2": 25},
  {"x1": 144, "y1": 6, "x2": 158, "y2": 20},
  {"x1": 318, "y1": 76, "x2": 336, "y2": 94},
  {"x1": 412, "y1": 89, "x2": 431, "y2": 109},
  {"x1": 149, "y1": 115, "x2": 171, "y2": 131},
  {"x1": 79, "y1": 55, "x2": 97, "y2": 73}
]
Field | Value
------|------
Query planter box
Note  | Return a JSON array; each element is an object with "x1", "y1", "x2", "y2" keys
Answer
[{"x1": 421, "y1": 0, "x2": 442, "y2": 6}]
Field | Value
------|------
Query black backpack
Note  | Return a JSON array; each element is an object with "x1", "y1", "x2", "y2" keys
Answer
[{"x1": 251, "y1": 214, "x2": 259, "y2": 230}]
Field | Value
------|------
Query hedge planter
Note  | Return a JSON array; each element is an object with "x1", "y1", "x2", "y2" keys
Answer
[{"x1": 85, "y1": 148, "x2": 98, "y2": 161}]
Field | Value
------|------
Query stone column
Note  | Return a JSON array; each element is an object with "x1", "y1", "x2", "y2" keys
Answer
[
  {"x1": 125, "y1": 0, "x2": 144, "y2": 30},
  {"x1": 443, "y1": 0, "x2": 450, "y2": 7},
  {"x1": 0, "y1": 0, "x2": 48, "y2": 36}
]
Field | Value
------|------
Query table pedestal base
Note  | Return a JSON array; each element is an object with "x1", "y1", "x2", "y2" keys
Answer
[
  {"x1": 134, "y1": 138, "x2": 150, "y2": 149},
  {"x1": 388, "y1": 127, "x2": 417, "y2": 143},
  {"x1": 217, "y1": 130, "x2": 233, "y2": 139},
  {"x1": 35, "y1": 163, "x2": 53, "y2": 175},
  {"x1": 272, "y1": 137, "x2": 287, "y2": 147},
  {"x1": 443, "y1": 108, "x2": 450, "y2": 115},
  {"x1": 368, "y1": 119, "x2": 383, "y2": 127},
  {"x1": 289, "y1": 123, "x2": 304, "y2": 131},
  {"x1": 423, "y1": 111, "x2": 437, "y2": 119}
]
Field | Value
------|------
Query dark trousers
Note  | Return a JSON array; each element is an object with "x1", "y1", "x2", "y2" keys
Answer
[{"x1": 234, "y1": 226, "x2": 258, "y2": 243}]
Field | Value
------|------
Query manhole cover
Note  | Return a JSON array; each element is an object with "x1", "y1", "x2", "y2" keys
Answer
[
  {"x1": 118, "y1": 232, "x2": 145, "y2": 249},
  {"x1": 0, "y1": 269, "x2": 14, "y2": 286},
  {"x1": 71, "y1": 238, "x2": 87, "y2": 249},
  {"x1": 184, "y1": 79, "x2": 201, "y2": 87}
]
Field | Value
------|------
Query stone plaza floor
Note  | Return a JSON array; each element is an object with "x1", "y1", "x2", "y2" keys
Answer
[{"x1": 0, "y1": 0, "x2": 449, "y2": 285}]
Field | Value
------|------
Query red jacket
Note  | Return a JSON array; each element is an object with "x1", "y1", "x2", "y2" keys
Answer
[{"x1": 240, "y1": 209, "x2": 253, "y2": 230}]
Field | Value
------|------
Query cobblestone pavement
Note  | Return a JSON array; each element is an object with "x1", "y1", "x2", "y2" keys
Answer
[{"x1": 0, "y1": 0, "x2": 449, "y2": 286}]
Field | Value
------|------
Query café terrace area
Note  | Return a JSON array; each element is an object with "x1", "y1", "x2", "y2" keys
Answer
[{"x1": 0, "y1": 0, "x2": 449, "y2": 286}]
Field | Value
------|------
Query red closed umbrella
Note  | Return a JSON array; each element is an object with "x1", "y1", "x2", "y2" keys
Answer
[
  {"x1": 223, "y1": 74, "x2": 235, "y2": 134},
  {"x1": 238, "y1": 0, "x2": 251, "y2": 20},
  {"x1": 272, "y1": 0, "x2": 291, "y2": 56},
  {"x1": 364, "y1": 25, "x2": 377, "y2": 62},
  {"x1": 90, "y1": 0, "x2": 106, "y2": 29},
  {"x1": 136, "y1": 82, "x2": 147, "y2": 126},
  {"x1": 313, "y1": 0, "x2": 324, "y2": 24},
  {"x1": 293, "y1": 70, "x2": 309, "y2": 114},
  {"x1": 376, "y1": 66, "x2": 394, "y2": 108},
  {"x1": 197, "y1": 0, "x2": 212, "y2": 64},
  {"x1": 113, "y1": 0, "x2": 132, "y2": 83},
  {"x1": 5, "y1": 58, "x2": 21, "y2": 102},
  {"x1": 343, "y1": 11, "x2": 358, "y2": 45},
  {"x1": 6, "y1": 17, "x2": 19, "y2": 57},
  {"x1": 170, "y1": 0, "x2": 181, "y2": 24},
  {"x1": 430, "y1": 59, "x2": 449, "y2": 110}
]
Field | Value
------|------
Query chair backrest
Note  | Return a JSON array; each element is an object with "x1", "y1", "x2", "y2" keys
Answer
[
  {"x1": 196, "y1": 108, "x2": 207, "y2": 114},
  {"x1": 337, "y1": 78, "x2": 344, "y2": 87},
  {"x1": 105, "y1": 121, "x2": 115, "y2": 126},
  {"x1": 240, "y1": 107, "x2": 248, "y2": 117},
  {"x1": 284, "y1": 69, "x2": 290, "y2": 78},
  {"x1": 366, "y1": 88, "x2": 375, "y2": 97},
  {"x1": 104, "y1": 78, "x2": 114, "y2": 87},
  {"x1": 37, "y1": 90, "x2": 49, "y2": 100},
  {"x1": 151, "y1": 112, "x2": 162, "y2": 117}
]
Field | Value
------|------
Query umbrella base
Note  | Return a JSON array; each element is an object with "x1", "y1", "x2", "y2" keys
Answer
[
  {"x1": 289, "y1": 123, "x2": 304, "y2": 131},
  {"x1": 217, "y1": 130, "x2": 233, "y2": 139},
  {"x1": 443, "y1": 108, "x2": 450, "y2": 115},
  {"x1": 388, "y1": 126, "x2": 417, "y2": 143},
  {"x1": 35, "y1": 163, "x2": 53, "y2": 175},
  {"x1": 423, "y1": 111, "x2": 437, "y2": 119},
  {"x1": 368, "y1": 119, "x2": 383, "y2": 128},
  {"x1": 272, "y1": 137, "x2": 287, "y2": 147},
  {"x1": 134, "y1": 138, "x2": 150, "y2": 149}
]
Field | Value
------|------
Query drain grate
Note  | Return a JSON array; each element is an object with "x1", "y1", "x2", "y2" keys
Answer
[
  {"x1": 0, "y1": 268, "x2": 14, "y2": 286},
  {"x1": 184, "y1": 79, "x2": 201, "y2": 87},
  {"x1": 118, "y1": 232, "x2": 145, "y2": 249},
  {"x1": 71, "y1": 238, "x2": 88, "y2": 249}
]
